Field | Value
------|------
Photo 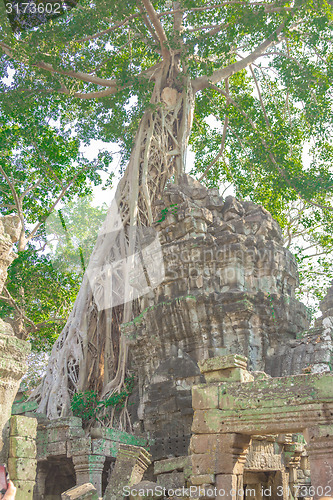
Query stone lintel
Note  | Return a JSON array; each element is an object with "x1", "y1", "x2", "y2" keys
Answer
[
  {"x1": 89, "y1": 427, "x2": 148, "y2": 450},
  {"x1": 198, "y1": 355, "x2": 249, "y2": 383},
  {"x1": 45, "y1": 416, "x2": 83, "y2": 428},
  {"x1": 192, "y1": 404, "x2": 333, "y2": 436},
  {"x1": 192, "y1": 371, "x2": 333, "y2": 412}
]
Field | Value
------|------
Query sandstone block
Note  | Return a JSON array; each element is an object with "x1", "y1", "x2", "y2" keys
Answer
[
  {"x1": 8, "y1": 457, "x2": 37, "y2": 481},
  {"x1": 192, "y1": 385, "x2": 219, "y2": 410},
  {"x1": 10, "y1": 416, "x2": 37, "y2": 438},
  {"x1": 198, "y1": 355, "x2": 247, "y2": 375},
  {"x1": 190, "y1": 434, "x2": 219, "y2": 455},
  {"x1": 191, "y1": 453, "x2": 214, "y2": 475},
  {"x1": 47, "y1": 440, "x2": 67, "y2": 456},
  {"x1": 192, "y1": 409, "x2": 222, "y2": 434},
  {"x1": 67, "y1": 437, "x2": 91, "y2": 455},
  {"x1": 13, "y1": 480, "x2": 35, "y2": 500},
  {"x1": 156, "y1": 471, "x2": 185, "y2": 489},
  {"x1": 61, "y1": 483, "x2": 99, "y2": 500},
  {"x1": 154, "y1": 456, "x2": 191, "y2": 475},
  {"x1": 11, "y1": 400, "x2": 38, "y2": 415},
  {"x1": 9, "y1": 436, "x2": 36, "y2": 458},
  {"x1": 190, "y1": 474, "x2": 215, "y2": 486},
  {"x1": 215, "y1": 474, "x2": 239, "y2": 500}
]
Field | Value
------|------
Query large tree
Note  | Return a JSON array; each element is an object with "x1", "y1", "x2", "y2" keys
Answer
[
  {"x1": 1, "y1": 0, "x2": 332, "y2": 422},
  {"x1": 0, "y1": 103, "x2": 112, "y2": 340}
]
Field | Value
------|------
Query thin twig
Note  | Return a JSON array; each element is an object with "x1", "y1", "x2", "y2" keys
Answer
[{"x1": 199, "y1": 78, "x2": 230, "y2": 181}]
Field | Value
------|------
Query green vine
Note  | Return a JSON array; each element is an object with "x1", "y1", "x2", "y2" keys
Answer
[
  {"x1": 71, "y1": 375, "x2": 135, "y2": 422},
  {"x1": 267, "y1": 293, "x2": 276, "y2": 321},
  {"x1": 156, "y1": 203, "x2": 178, "y2": 223}
]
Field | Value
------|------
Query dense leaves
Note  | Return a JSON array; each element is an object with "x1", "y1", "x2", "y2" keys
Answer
[
  {"x1": 71, "y1": 375, "x2": 135, "y2": 425},
  {"x1": 0, "y1": 196, "x2": 107, "y2": 347},
  {"x1": 1, "y1": 0, "x2": 333, "y2": 324},
  {"x1": 0, "y1": 245, "x2": 78, "y2": 349}
]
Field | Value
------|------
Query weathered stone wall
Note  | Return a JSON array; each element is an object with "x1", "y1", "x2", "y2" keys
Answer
[
  {"x1": 191, "y1": 354, "x2": 333, "y2": 500},
  {"x1": 34, "y1": 417, "x2": 148, "y2": 499},
  {"x1": 266, "y1": 284, "x2": 333, "y2": 376},
  {"x1": 123, "y1": 175, "x2": 309, "y2": 460},
  {"x1": 8, "y1": 415, "x2": 37, "y2": 500},
  {"x1": 0, "y1": 214, "x2": 29, "y2": 462},
  {"x1": 0, "y1": 320, "x2": 30, "y2": 463}
]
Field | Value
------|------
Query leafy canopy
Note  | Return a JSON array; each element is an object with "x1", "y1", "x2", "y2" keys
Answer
[
  {"x1": 0, "y1": 196, "x2": 107, "y2": 347},
  {"x1": 0, "y1": 0, "x2": 333, "y2": 309}
]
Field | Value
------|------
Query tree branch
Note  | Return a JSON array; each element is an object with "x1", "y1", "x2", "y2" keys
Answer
[
  {"x1": 2, "y1": 286, "x2": 36, "y2": 333},
  {"x1": 20, "y1": 176, "x2": 44, "y2": 201},
  {"x1": 71, "y1": 13, "x2": 141, "y2": 43},
  {"x1": 37, "y1": 61, "x2": 119, "y2": 88},
  {"x1": 199, "y1": 78, "x2": 230, "y2": 181},
  {"x1": 0, "y1": 164, "x2": 25, "y2": 226},
  {"x1": 1, "y1": 36, "x2": 160, "y2": 100},
  {"x1": 158, "y1": 1, "x2": 292, "y2": 17},
  {"x1": 249, "y1": 64, "x2": 271, "y2": 132},
  {"x1": 210, "y1": 84, "x2": 333, "y2": 213},
  {"x1": 193, "y1": 20, "x2": 286, "y2": 92},
  {"x1": 141, "y1": 0, "x2": 170, "y2": 60},
  {"x1": 137, "y1": 2, "x2": 161, "y2": 45}
]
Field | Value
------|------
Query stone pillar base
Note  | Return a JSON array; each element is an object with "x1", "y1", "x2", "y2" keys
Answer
[
  {"x1": 215, "y1": 474, "x2": 244, "y2": 500},
  {"x1": 73, "y1": 454, "x2": 105, "y2": 498},
  {"x1": 306, "y1": 425, "x2": 333, "y2": 500}
]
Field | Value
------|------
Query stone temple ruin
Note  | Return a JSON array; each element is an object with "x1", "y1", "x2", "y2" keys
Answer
[{"x1": 1, "y1": 176, "x2": 333, "y2": 500}]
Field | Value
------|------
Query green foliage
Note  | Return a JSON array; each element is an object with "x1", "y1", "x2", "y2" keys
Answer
[
  {"x1": 156, "y1": 203, "x2": 178, "y2": 223},
  {"x1": 0, "y1": 196, "x2": 107, "y2": 350},
  {"x1": 71, "y1": 390, "x2": 99, "y2": 421},
  {"x1": 71, "y1": 375, "x2": 135, "y2": 422},
  {"x1": 0, "y1": 245, "x2": 79, "y2": 350},
  {"x1": 1, "y1": 0, "x2": 333, "y2": 312},
  {"x1": 45, "y1": 194, "x2": 108, "y2": 274}
]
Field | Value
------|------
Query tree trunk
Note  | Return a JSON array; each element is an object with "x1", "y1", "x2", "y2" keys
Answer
[{"x1": 33, "y1": 65, "x2": 194, "y2": 422}]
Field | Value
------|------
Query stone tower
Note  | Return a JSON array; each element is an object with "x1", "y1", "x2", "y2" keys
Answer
[{"x1": 123, "y1": 175, "x2": 309, "y2": 460}]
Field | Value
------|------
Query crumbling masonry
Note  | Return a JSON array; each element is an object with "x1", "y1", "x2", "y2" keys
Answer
[{"x1": 6, "y1": 176, "x2": 333, "y2": 499}]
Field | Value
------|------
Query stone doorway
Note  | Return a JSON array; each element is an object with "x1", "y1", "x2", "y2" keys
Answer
[
  {"x1": 35, "y1": 458, "x2": 76, "y2": 500},
  {"x1": 244, "y1": 471, "x2": 286, "y2": 500}
]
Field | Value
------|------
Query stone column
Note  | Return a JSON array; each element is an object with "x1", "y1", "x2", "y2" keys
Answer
[
  {"x1": 214, "y1": 433, "x2": 249, "y2": 500},
  {"x1": 103, "y1": 444, "x2": 151, "y2": 500},
  {"x1": 8, "y1": 416, "x2": 37, "y2": 500},
  {"x1": 191, "y1": 355, "x2": 252, "y2": 500},
  {"x1": 216, "y1": 473, "x2": 244, "y2": 500},
  {"x1": 305, "y1": 425, "x2": 333, "y2": 500},
  {"x1": 0, "y1": 320, "x2": 30, "y2": 463},
  {"x1": 72, "y1": 454, "x2": 106, "y2": 498}
]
